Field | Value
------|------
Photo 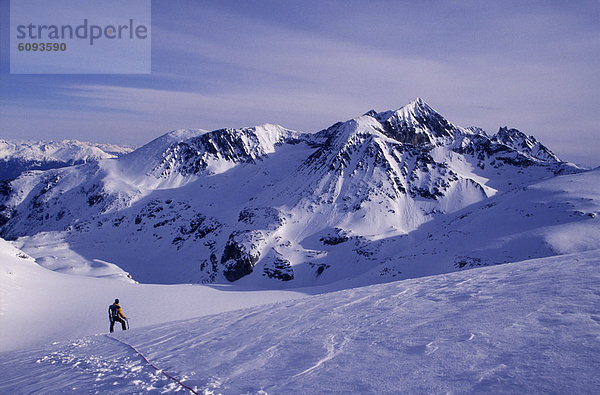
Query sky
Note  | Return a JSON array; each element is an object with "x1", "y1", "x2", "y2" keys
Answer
[{"x1": 0, "y1": 0, "x2": 598, "y2": 167}]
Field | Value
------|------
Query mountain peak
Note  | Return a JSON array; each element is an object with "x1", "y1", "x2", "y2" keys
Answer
[
  {"x1": 493, "y1": 127, "x2": 560, "y2": 163},
  {"x1": 496, "y1": 126, "x2": 529, "y2": 141},
  {"x1": 407, "y1": 97, "x2": 427, "y2": 108},
  {"x1": 399, "y1": 97, "x2": 438, "y2": 116},
  {"x1": 165, "y1": 128, "x2": 210, "y2": 142},
  {"x1": 369, "y1": 99, "x2": 456, "y2": 145}
]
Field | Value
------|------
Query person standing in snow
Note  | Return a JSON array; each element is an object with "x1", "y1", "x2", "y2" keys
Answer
[{"x1": 108, "y1": 298, "x2": 127, "y2": 333}]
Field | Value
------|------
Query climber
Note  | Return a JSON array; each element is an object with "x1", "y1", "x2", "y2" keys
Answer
[{"x1": 108, "y1": 298, "x2": 128, "y2": 333}]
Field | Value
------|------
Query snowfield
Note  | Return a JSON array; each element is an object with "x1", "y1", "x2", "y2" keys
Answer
[
  {"x1": 1, "y1": 250, "x2": 599, "y2": 393},
  {"x1": 0, "y1": 238, "x2": 305, "y2": 352}
]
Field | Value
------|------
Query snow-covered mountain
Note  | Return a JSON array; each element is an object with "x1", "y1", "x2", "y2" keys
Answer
[
  {"x1": 0, "y1": 99, "x2": 587, "y2": 285},
  {"x1": 0, "y1": 139, "x2": 135, "y2": 181},
  {"x1": 359, "y1": 167, "x2": 600, "y2": 284}
]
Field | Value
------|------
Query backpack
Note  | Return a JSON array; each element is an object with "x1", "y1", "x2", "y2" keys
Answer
[{"x1": 108, "y1": 304, "x2": 119, "y2": 320}]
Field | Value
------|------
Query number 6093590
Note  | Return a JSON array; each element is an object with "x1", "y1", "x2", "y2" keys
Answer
[{"x1": 17, "y1": 42, "x2": 66, "y2": 51}]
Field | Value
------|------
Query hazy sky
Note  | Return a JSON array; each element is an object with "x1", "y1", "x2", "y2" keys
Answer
[{"x1": 1, "y1": 0, "x2": 598, "y2": 167}]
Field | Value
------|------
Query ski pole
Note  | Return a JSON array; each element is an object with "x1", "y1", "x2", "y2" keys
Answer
[{"x1": 126, "y1": 318, "x2": 130, "y2": 330}]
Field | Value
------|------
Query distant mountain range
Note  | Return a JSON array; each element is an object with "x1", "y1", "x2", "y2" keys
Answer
[
  {"x1": 1, "y1": 99, "x2": 596, "y2": 286},
  {"x1": 0, "y1": 139, "x2": 135, "y2": 180}
]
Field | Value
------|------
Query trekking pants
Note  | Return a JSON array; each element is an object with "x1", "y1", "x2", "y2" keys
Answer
[{"x1": 110, "y1": 317, "x2": 126, "y2": 332}]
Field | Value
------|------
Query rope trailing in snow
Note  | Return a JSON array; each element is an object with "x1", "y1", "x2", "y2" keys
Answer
[{"x1": 106, "y1": 335, "x2": 198, "y2": 394}]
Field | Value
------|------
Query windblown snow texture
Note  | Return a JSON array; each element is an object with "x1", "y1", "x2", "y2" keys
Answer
[{"x1": 1, "y1": 251, "x2": 598, "y2": 393}]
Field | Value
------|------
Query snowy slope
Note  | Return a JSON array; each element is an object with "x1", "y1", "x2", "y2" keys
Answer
[
  {"x1": 359, "y1": 167, "x2": 600, "y2": 284},
  {"x1": 0, "y1": 99, "x2": 583, "y2": 286},
  {"x1": 1, "y1": 251, "x2": 598, "y2": 393},
  {"x1": 0, "y1": 139, "x2": 134, "y2": 180},
  {"x1": 0, "y1": 238, "x2": 304, "y2": 352}
]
